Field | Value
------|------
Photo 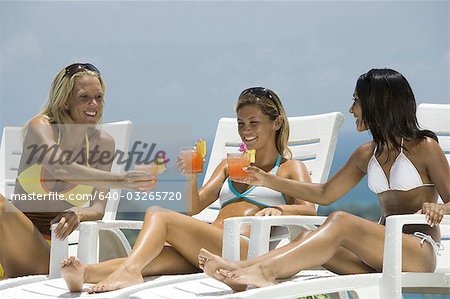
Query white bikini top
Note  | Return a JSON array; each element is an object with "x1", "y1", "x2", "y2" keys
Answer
[
  {"x1": 367, "y1": 138, "x2": 434, "y2": 194},
  {"x1": 219, "y1": 154, "x2": 287, "y2": 207}
]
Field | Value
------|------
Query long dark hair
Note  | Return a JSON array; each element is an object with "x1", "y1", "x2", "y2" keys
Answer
[{"x1": 355, "y1": 68, "x2": 437, "y2": 158}]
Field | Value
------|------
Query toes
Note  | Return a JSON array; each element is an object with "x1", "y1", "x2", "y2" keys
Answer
[
  {"x1": 61, "y1": 258, "x2": 71, "y2": 267},
  {"x1": 199, "y1": 248, "x2": 211, "y2": 258},
  {"x1": 91, "y1": 284, "x2": 103, "y2": 293},
  {"x1": 95, "y1": 285, "x2": 102, "y2": 293},
  {"x1": 214, "y1": 269, "x2": 226, "y2": 281}
]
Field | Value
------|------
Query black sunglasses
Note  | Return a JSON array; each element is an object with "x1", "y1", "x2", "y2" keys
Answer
[
  {"x1": 64, "y1": 63, "x2": 101, "y2": 78},
  {"x1": 239, "y1": 87, "x2": 282, "y2": 115},
  {"x1": 240, "y1": 87, "x2": 275, "y2": 100}
]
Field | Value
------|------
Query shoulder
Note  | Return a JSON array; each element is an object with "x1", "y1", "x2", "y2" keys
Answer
[
  {"x1": 278, "y1": 158, "x2": 310, "y2": 180},
  {"x1": 415, "y1": 136, "x2": 440, "y2": 150},
  {"x1": 27, "y1": 115, "x2": 51, "y2": 133},
  {"x1": 280, "y1": 159, "x2": 307, "y2": 172},
  {"x1": 346, "y1": 141, "x2": 375, "y2": 171},
  {"x1": 351, "y1": 141, "x2": 374, "y2": 160},
  {"x1": 90, "y1": 128, "x2": 115, "y2": 150},
  {"x1": 24, "y1": 115, "x2": 53, "y2": 141},
  {"x1": 408, "y1": 136, "x2": 443, "y2": 159},
  {"x1": 29, "y1": 115, "x2": 50, "y2": 126}
]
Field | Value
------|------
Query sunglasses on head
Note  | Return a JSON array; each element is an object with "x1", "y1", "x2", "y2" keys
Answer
[
  {"x1": 240, "y1": 87, "x2": 275, "y2": 100},
  {"x1": 64, "y1": 63, "x2": 101, "y2": 78}
]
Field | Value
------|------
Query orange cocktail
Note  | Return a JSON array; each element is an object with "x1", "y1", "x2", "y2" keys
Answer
[
  {"x1": 227, "y1": 153, "x2": 251, "y2": 179},
  {"x1": 181, "y1": 148, "x2": 204, "y2": 173}
]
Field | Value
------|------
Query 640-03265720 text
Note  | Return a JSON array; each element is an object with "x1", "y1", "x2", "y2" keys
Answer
[{"x1": 96, "y1": 191, "x2": 183, "y2": 201}]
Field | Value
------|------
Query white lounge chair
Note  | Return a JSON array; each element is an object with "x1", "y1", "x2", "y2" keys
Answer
[
  {"x1": 0, "y1": 112, "x2": 344, "y2": 298},
  {"x1": 207, "y1": 103, "x2": 450, "y2": 298},
  {"x1": 125, "y1": 112, "x2": 347, "y2": 298},
  {"x1": 0, "y1": 120, "x2": 133, "y2": 289},
  {"x1": 209, "y1": 214, "x2": 449, "y2": 299}
]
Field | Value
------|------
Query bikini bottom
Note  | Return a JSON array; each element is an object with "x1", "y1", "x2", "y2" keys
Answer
[{"x1": 413, "y1": 232, "x2": 444, "y2": 255}]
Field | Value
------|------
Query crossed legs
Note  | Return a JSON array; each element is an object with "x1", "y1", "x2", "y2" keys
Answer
[
  {"x1": 200, "y1": 211, "x2": 436, "y2": 290},
  {"x1": 61, "y1": 206, "x2": 249, "y2": 293}
]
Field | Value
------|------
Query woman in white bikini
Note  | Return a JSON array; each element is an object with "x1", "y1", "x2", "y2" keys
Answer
[
  {"x1": 60, "y1": 87, "x2": 317, "y2": 293},
  {"x1": 199, "y1": 69, "x2": 450, "y2": 290}
]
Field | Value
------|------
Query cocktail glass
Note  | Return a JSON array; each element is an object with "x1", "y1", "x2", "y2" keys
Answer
[
  {"x1": 134, "y1": 163, "x2": 158, "y2": 188},
  {"x1": 227, "y1": 152, "x2": 251, "y2": 180},
  {"x1": 181, "y1": 147, "x2": 204, "y2": 173}
]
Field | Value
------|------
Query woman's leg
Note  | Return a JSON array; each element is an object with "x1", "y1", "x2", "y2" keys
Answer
[
  {"x1": 70, "y1": 206, "x2": 248, "y2": 293},
  {"x1": 0, "y1": 194, "x2": 50, "y2": 277},
  {"x1": 61, "y1": 246, "x2": 200, "y2": 292},
  {"x1": 203, "y1": 211, "x2": 435, "y2": 290},
  {"x1": 199, "y1": 228, "x2": 376, "y2": 279}
]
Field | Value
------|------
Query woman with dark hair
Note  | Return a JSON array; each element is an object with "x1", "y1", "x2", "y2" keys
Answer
[
  {"x1": 199, "y1": 69, "x2": 450, "y2": 290},
  {"x1": 60, "y1": 87, "x2": 316, "y2": 293}
]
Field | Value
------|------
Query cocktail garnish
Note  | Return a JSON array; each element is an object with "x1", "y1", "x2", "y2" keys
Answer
[{"x1": 195, "y1": 139, "x2": 207, "y2": 158}]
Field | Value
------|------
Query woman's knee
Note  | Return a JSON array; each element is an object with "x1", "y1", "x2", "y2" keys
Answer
[
  {"x1": 144, "y1": 206, "x2": 173, "y2": 220},
  {"x1": 326, "y1": 211, "x2": 355, "y2": 227}
]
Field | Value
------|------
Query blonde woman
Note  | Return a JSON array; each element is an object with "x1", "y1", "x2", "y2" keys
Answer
[{"x1": 0, "y1": 63, "x2": 152, "y2": 278}]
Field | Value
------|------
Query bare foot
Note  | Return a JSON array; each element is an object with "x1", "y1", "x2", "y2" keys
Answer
[
  {"x1": 198, "y1": 248, "x2": 240, "y2": 279},
  {"x1": 60, "y1": 256, "x2": 86, "y2": 292},
  {"x1": 216, "y1": 265, "x2": 276, "y2": 292},
  {"x1": 86, "y1": 263, "x2": 143, "y2": 293}
]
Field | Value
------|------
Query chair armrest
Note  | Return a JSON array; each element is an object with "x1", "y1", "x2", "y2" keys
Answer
[
  {"x1": 222, "y1": 217, "x2": 255, "y2": 260},
  {"x1": 381, "y1": 214, "x2": 450, "y2": 299},
  {"x1": 48, "y1": 220, "x2": 144, "y2": 278},
  {"x1": 77, "y1": 220, "x2": 143, "y2": 264},
  {"x1": 49, "y1": 224, "x2": 68, "y2": 279},
  {"x1": 222, "y1": 216, "x2": 327, "y2": 261},
  {"x1": 78, "y1": 220, "x2": 144, "y2": 230},
  {"x1": 248, "y1": 216, "x2": 327, "y2": 259}
]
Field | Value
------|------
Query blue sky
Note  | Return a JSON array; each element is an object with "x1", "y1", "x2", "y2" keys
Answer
[{"x1": 1, "y1": 0, "x2": 449, "y2": 214}]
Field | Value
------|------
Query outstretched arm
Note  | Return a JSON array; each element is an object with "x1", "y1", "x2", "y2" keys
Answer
[
  {"x1": 246, "y1": 145, "x2": 369, "y2": 206},
  {"x1": 24, "y1": 116, "x2": 151, "y2": 190}
]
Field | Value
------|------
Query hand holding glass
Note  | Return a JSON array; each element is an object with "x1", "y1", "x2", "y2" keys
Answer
[
  {"x1": 134, "y1": 164, "x2": 158, "y2": 189},
  {"x1": 227, "y1": 152, "x2": 251, "y2": 180}
]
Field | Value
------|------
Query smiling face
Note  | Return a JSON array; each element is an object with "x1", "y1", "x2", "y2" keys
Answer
[
  {"x1": 348, "y1": 92, "x2": 367, "y2": 132},
  {"x1": 67, "y1": 75, "x2": 104, "y2": 124},
  {"x1": 237, "y1": 104, "x2": 278, "y2": 151}
]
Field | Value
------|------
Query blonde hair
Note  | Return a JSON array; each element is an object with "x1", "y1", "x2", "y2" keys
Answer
[
  {"x1": 236, "y1": 88, "x2": 291, "y2": 158},
  {"x1": 24, "y1": 65, "x2": 106, "y2": 138}
]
